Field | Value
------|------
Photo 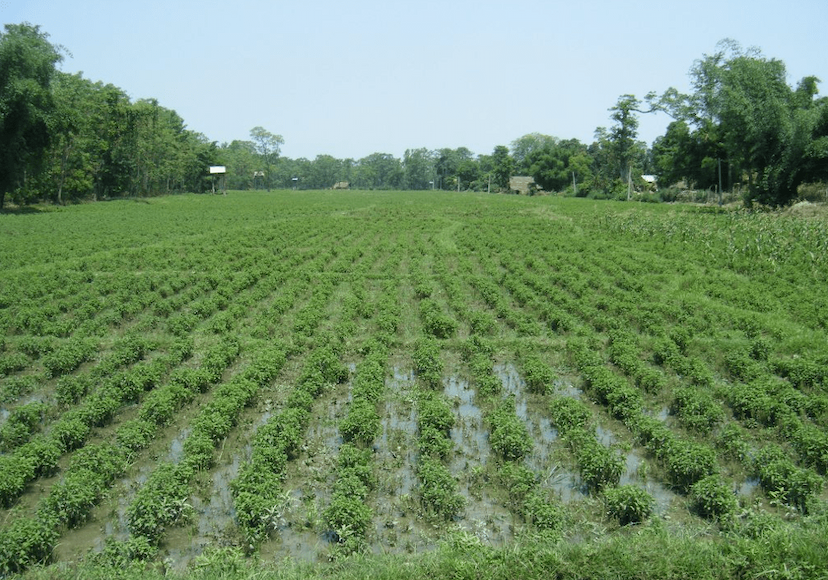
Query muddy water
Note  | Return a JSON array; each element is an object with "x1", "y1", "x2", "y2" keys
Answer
[
  {"x1": 493, "y1": 363, "x2": 584, "y2": 502},
  {"x1": 372, "y1": 367, "x2": 433, "y2": 554},
  {"x1": 620, "y1": 450, "x2": 676, "y2": 513},
  {"x1": 258, "y1": 381, "x2": 347, "y2": 562},
  {"x1": 444, "y1": 375, "x2": 512, "y2": 546}
]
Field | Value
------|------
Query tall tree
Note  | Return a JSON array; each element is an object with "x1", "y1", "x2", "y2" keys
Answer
[
  {"x1": 510, "y1": 133, "x2": 557, "y2": 174},
  {"x1": 249, "y1": 126, "x2": 284, "y2": 191},
  {"x1": 490, "y1": 145, "x2": 513, "y2": 191},
  {"x1": 608, "y1": 94, "x2": 641, "y2": 182},
  {"x1": 0, "y1": 23, "x2": 63, "y2": 208},
  {"x1": 650, "y1": 40, "x2": 828, "y2": 205},
  {"x1": 403, "y1": 148, "x2": 435, "y2": 190}
]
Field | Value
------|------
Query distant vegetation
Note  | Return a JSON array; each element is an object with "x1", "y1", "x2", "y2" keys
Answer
[{"x1": 2, "y1": 25, "x2": 827, "y2": 207}]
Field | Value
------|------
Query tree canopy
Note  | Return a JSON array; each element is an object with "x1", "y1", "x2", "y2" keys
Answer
[
  {"x1": 649, "y1": 40, "x2": 828, "y2": 205},
  {"x1": 0, "y1": 23, "x2": 63, "y2": 208},
  {"x1": 1, "y1": 26, "x2": 825, "y2": 206}
]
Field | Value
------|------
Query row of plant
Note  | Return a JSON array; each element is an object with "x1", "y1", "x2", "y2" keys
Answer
[
  {"x1": 461, "y1": 222, "x2": 828, "y2": 520},
  {"x1": 0, "y1": 333, "x2": 159, "y2": 453},
  {"x1": 325, "y1": 341, "x2": 388, "y2": 553},
  {"x1": 125, "y1": 340, "x2": 288, "y2": 545},
  {"x1": 0, "y1": 340, "x2": 191, "y2": 509},
  {"x1": 460, "y1": 337, "x2": 564, "y2": 535},
  {"x1": 231, "y1": 344, "x2": 348, "y2": 549},
  {"x1": 0, "y1": 335, "x2": 241, "y2": 575},
  {"x1": 411, "y1": 337, "x2": 465, "y2": 520}
]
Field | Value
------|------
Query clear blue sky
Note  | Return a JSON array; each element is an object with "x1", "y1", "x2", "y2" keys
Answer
[{"x1": 4, "y1": 0, "x2": 827, "y2": 160}]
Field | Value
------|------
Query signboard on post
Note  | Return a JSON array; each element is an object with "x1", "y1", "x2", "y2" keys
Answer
[{"x1": 208, "y1": 166, "x2": 227, "y2": 195}]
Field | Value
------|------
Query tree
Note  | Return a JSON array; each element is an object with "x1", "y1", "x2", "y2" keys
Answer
[
  {"x1": 249, "y1": 126, "x2": 284, "y2": 191},
  {"x1": 525, "y1": 138, "x2": 589, "y2": 192},
  {"x1": 403, "y1": 148, "x2": 435, "y2": 190},
  {"x1": 510, "y1": 133, "x2": 557, "y2": 174},
  {"x1": 490, "y1": 145, "x2": 513, "y2": 191},
  {"x1": 608, "y1": 94, "x2": 641, "y2": 182},
  {"x1": 42, "y1": 72, "x2": 97, "y2": 204},
  {"x1": 649, "y1": 40, "x2": 828, "y2": 205},
  {"x1": 0, "y1": 23, "x2": 63, "y2": 208},
  {"x1": 354, "y1": 153, "x2": 402, "y2": 189}
]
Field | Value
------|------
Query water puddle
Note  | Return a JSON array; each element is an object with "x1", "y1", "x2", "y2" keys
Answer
[
  {"x1": 494, "y1": 363, "x2": 560, "y2": 471},
  {"x1": 553, "y1": 380, "x2": 583, "y2": 398},
  {"x1": 445, "y1": 376, "x2": 488, "y2": 464},
  {"x1": 621, "y1": 450, "x2": 676, "y2": 513},
  {"x1": 167, "y1": 427, "x2": 190, "y2": 463},
  {"x1": 193, "y1": 452, "x2": 243, "y2": 538},
  {"x1": 739, "y1": 477, "x2": 760, "y2": 496},
  {"x1": 596, "y1": 425, "x2": 615, "y2": 447}
]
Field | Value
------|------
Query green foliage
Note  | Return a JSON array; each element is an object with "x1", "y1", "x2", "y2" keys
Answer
[
  {"x1": 753, "y1": 445, "x2": 824, "y2": 512},
  {"x1": 690, "y1": 474, "x2": 738, "y2": 522},
  {"x1": 671, "y1": 387, "x2": 725, "y2": 433},
  {"x1": 420, "y1": 298, "x2": 457, "y2": 339},
  {"x1": 340, "y1": 399, "x2": 380, "y2": 446},
  {"x1": 520, "y1": 354, "x2": 555, "y2": 395},
  {"x1": 413, "y1": 337, "x2": 443, "y2": 388},
  {"x1": 603, "y1": 485, "x2": 654, "y2": 526},
  {"x1": 0, "y1": 23, "x2": 63, "y2": 208},
  {"x1": 417, "y1": 456, "x2": 464, "y2": 520},
  {"x1": 488, "y1": 397, "x2": 532, "y2": 461}
]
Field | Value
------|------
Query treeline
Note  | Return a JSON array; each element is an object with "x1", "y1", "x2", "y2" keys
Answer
[{"x1": 2, "y1": 24, "x2": 827, "y2": 208}]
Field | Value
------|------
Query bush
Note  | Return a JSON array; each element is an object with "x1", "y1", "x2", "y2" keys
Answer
[
  {"x1": 671, "y1": 387, "x2": 725, "y2": 434},
  {"x1": 488, "y1": 399, "x2": 532, "y2": 461},
  {"x1": 690, "y1": 474, "x2": 737, "y2": 522},
  {"x1": 604, "y1": 485, "x2": 654, "y2": 526},
  {"x1": 521, "y1": 354, "x2": 555, "y2": 395},
  {"x1": 417, "y1": 456, "x2": 464, "y2": 520},
  {"x1": 340, "y1": 400, "x2": 380, "y2": 446},
  {"x1": 523, "y1": 491, "x2": 563, "y2": 534}
]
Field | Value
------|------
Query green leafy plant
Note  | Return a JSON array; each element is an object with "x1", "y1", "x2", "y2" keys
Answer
[{"x1": 604, "y1": 485, "x2": 654, "y2": 526}]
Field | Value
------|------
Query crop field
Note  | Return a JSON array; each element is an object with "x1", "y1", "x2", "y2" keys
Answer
[{"x1": 1, "y1": 190, "x2": 828, "y2": 578}]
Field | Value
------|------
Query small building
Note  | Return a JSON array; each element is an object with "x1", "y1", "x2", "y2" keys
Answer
[
  {"x1": 332, "y1": 181, "x2": 350, "y2": 190},
  {"x1": 641, "y1": 175, "x2": 658, "y2": 191},
  {"x1": 509, "y1": 176, "x2": 539, "y2": 195}
]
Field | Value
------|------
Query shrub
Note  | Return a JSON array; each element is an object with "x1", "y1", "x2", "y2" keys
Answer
[
  {"x1": 604, "y1": 485, "x2": 654, "y2": 526},
  {"x1": 548, "y1": 397, "x2": 591, "y2": 434},
  {"x1": 664, "y1": 440, "x2": 718, "y2": 493},
  {"x1": 671, "y1": 387, "x2": 725, "y2": 434},
  {"x1": 523, "y1": 491, "x2": 563, "y2": 534},
  {"x1": 420, "y1": 299, "x2": 456, "y2": 339},
  {"x1": 340, "y1": 400, "x2": 380, "y2": 446},
  {"x1": 488, "y1": 399, "x2": 532, "y2": 461},
  {"x1": 55, "y1": 375, "x2": 91, "y2": 406},
  {"x1": 417, "y1": 456, "x2": 464, "y2": 520},
  {"x1": 418, "y1": 425, "x2": 453, "y2": 459},
  {"x1": 418, "y1": 393, "x2": 454, "y2": 434},
  {"x1": 754, "y1": 445, "x2": 824, "y2": 512},
  {"x1": 572, "y1": 434, "x2": 623, "y2": 492},
  {"x1": 690, "y1": 474, "x2": 738, "y2": 522},
  {"x1": 521, "y1": 354, "x2": 555, "y2": 395}
]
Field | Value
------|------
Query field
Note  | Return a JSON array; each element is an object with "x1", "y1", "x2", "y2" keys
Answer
[{"x1": 1, "y1": 190, "x2": 828, "y2": 579}]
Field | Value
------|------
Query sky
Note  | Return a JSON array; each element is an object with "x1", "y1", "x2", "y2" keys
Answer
[{"x1": 4, "y1": 0, "x2": 828, "y2": 160}]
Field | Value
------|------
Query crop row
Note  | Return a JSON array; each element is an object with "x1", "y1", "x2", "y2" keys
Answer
[
  {"x1": 324, "y1": 341, "x2": 388, "y2": 553},
  {"x1": 412, "y1": 337, "x2": 464, "y2": 520},
  {"x1": 0, "y1": 336, "x2": 239, "y2": 575},
  {"x1": 232, "y1": 345, "x2": 348, "y2": 549},
  {"x1": 126, "y1": 343, "x2": 283, "y2": 546},
  {"x1": 461, "y1": 337, "x2": 563, "y2": 535}
]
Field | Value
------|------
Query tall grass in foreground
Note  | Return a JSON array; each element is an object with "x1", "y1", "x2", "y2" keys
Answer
[{"x1": 18, "y1": 510, "x2": 828, "y2": 579}]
